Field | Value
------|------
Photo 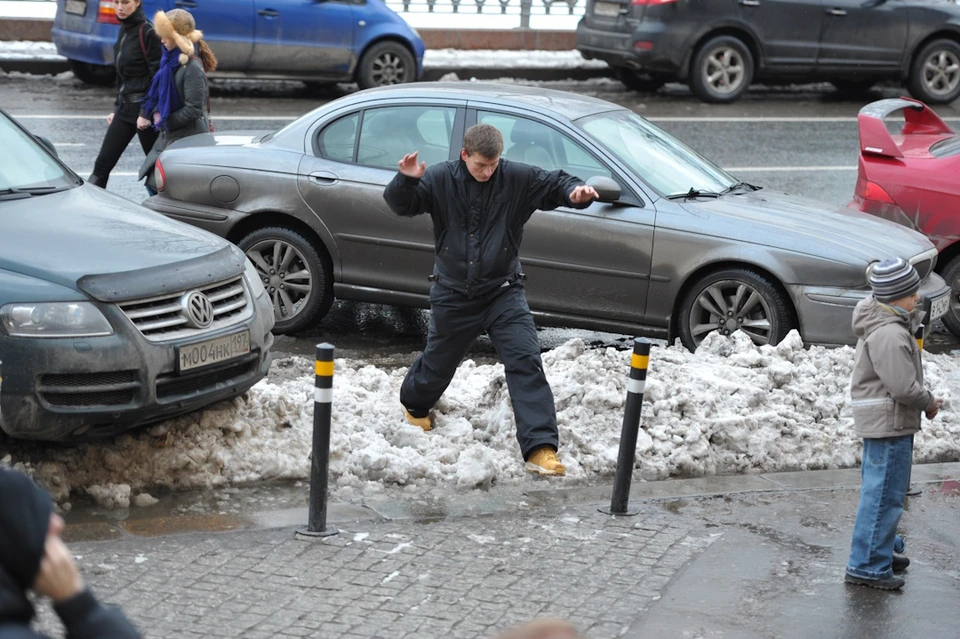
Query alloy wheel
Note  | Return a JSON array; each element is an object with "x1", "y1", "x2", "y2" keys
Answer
[
  {"x1": 702, "y1": 47, "x2": 746, "y2": 96},
  {"x1": 688, "y1": 279, "x2": 774, "y2": 346},
  {"x1": 922, "y1": 49, "x2": 960, "y2": 98},
  {"x1": 371, "y1": 52, "x2": 407, "y2": 86},
  {"x1": 245, "y1": 240, "x2": 313, "y2": 324}
]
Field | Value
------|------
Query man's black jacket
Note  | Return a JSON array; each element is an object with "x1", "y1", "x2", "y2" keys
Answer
[
  {"x1": 383, "y1": 157, "x2": 588, "y2": 298},
  {"x1": 0, "y1": 470, "x2": 142, "y2": 639}
]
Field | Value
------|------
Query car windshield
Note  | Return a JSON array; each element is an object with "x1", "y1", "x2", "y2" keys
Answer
[
  {"x1": 0, "y1": 111, "x2": 76, "y2": 193},
  {"x1": 579, "y1": 110, "x2": 737, "y2": 197}
]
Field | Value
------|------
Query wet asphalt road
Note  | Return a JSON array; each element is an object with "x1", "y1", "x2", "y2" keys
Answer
[{"x1": 2, "y1": 72, "x2": 958, "y2": 359}]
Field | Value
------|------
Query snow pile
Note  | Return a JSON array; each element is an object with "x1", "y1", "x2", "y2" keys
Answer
[{"x1": 5, "y1": 330, "x2": 960, "y2": 508}]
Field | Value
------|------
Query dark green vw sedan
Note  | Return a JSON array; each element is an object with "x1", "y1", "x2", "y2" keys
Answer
[{"x1": 0, "y1": 108, "x2": 275, "y2": 441}]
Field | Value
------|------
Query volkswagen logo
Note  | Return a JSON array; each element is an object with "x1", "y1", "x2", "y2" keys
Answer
[{"x1": 181, "y1": 291, "x2": 214, "y2": 328}]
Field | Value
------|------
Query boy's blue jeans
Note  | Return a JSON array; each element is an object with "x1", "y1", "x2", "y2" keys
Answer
[{"x1": 847, "y1": 434, "x2": 913, "y2": 580}]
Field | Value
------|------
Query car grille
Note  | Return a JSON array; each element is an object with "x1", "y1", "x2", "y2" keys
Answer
[
  {"x1": 38, "y1": 370, "x2": 139, "y2": 408},
  {"x1": 910, "y1": 249, "x2": 938, "y2": 280},
  {"x1": 156, "y1": 355, "x2": 259, "y2": 401},
  {"x1": 117, "y1": 276, "x2": 252, "y2": 342}
]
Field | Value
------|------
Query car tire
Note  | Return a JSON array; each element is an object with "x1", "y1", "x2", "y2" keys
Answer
[
  {"x1": 678, "y1": 268, "x2": 793, "y2": 351},
  {"x1": 237, "y1": 226, "x2": 334, "y2": 335},
  {"x1": 68, "y1": 60, "x2": 115, "y2": 86},
  {"x1": 830, "y1": 78, "x2": 876, "y2": 95},
  {"x1": 689, "y1": 35, "x2": 754, "y2": 103},
  {"x1": 938, "y1": 256, "x2": 960, "y2": 338},
  {"x1": 356, "y1": 41, "x2": 416, "y2": 89},
  {"x1": 907, "y1": 39, "x2": 960, "y2": 105},
  {"x1": 617, "y1": 68, "x2": 667, "y2": 93}
]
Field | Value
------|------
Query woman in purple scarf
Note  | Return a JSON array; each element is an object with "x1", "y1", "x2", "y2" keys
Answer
[{"x1": 137, "y1": 9, "x2": 217, "y2": 195}]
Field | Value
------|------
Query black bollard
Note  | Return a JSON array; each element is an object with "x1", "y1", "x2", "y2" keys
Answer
[
  {"x1": 601, "y1": 338, "x2": 651, "y2": 516},
  {"x1": 296, "y1": 343, "x2": 339, "y2": 539}
]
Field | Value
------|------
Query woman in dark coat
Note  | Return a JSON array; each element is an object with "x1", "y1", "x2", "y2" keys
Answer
[
  {"x1": 88, "y1": 0, "x2": 161, "y2": 188},
  {"x1": 0, "y1": 469, "x2": 141, "y2": 638},
  {"x1": 137, "y1": 8, "x2": 217, "y2": 194}
]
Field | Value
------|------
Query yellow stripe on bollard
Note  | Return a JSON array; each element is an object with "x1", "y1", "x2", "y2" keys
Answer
[
  {"x1": 631, "y1": 354, "x2": 649, "y2": 370},
  {"x1": 315, "y1": 361, "x2": 334, "y2": 377}
]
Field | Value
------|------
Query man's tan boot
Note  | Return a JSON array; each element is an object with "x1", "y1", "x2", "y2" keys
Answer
[
  {"x1": 525, "y1": 446, "x2": 566, "y2": 476},
  {"x1": 402, "y1": 406, "x2": 432, "y2": 432}
]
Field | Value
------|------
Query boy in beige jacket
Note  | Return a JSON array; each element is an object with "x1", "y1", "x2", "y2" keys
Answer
[{"x1": 845, "y1": 257, "x2": 943, "y2": 590}]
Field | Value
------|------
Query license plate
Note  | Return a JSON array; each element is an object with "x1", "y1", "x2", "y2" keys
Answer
[
  {"x1": 593, "y1": 1, "x2": 621, "y2": 17},
  {"x1": 178, "y1": 331, "x2": 250, "y2": 372},
  {"x1": 65, "y1": 0, "x2": 86, "y2": 15},
  {"x1": 928, "y1": 291, "x2": 950, "y2": 322}
]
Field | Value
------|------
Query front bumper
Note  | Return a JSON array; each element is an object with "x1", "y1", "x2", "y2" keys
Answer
[
  {"x1": 791, "y1": 272, "x2": 949, "y2": 346},
  {"x1": 0, "y1": 290, "x2": 275, "y2": 441},
  {"x1": 51, "y1": 28, "x2": 115, "y2": 66}
]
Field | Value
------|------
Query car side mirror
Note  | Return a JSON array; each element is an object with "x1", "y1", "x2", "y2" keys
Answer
[
  {"x1": 34, "y1": 135, "x2": 58, "y2": 158},
  {"x1": 587, "y1": 176, "x2": 621, "y2": 203}
]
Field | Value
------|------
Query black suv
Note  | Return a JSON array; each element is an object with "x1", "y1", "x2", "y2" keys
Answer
[{"x1": 576, "y1": 0, "x2": 960, "y2": 103}]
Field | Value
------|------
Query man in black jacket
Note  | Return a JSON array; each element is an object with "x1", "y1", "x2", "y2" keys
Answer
[
  {"x1": 383, "y1": 123, "x2": 598, "y2": 476},
  {"x1": 0, "y1": 469, "x2": 142, "y2": 638}
]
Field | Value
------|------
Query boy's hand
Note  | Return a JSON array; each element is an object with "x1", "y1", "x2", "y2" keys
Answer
[
  {"x1": 398, "y1": 152, "x2": 425, "y2": 179},
  {"x1": 926, "y1": 397, "x2": 944, "y2": 420}
]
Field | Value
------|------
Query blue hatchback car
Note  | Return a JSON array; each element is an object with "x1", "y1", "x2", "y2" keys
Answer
[{"x1": 52, "y1": 0, "x2": 425, "y2": 88}]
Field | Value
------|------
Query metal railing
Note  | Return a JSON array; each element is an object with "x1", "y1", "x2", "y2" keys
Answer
[{"x1": 387, "y1": 0, "x2": 585, "y2": 28}]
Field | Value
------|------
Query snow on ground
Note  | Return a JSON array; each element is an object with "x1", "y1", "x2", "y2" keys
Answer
[{"x1": 4, "y1": 330, "x2": 960, "y2": 510}]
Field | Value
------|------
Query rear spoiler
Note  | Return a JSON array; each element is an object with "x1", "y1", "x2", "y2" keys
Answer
[{"x1": 857, "y1": 97, "x2": 954, "y2": 159}]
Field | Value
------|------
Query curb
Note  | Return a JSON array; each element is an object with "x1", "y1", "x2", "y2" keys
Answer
[
  {"x1": 0, "y1": 58, "x2": 613, "y2": 82},
  {"x1": 60, "y1": 461, "x2": 960, "y2": 543}
]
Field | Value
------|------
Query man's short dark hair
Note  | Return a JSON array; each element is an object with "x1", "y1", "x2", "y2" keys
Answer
[{"x1": 463, "y1": 124, "x2": 503, "y2": 158}]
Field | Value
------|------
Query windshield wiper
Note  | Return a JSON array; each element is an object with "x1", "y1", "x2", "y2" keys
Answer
[
  {"x1": 0, "y1": 185, "x2": 60, "y2": 197},
  {"x1": 665, "y1": 187, "x2": 722, "y2": 200},
  {"x1": 720, "y1": 181, "x2": 761, "y2": 195}
]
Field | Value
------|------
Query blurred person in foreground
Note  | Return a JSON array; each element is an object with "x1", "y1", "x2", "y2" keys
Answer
[
  {"x1": 495, "y1": 619, "x2": 584, "y2": 639},
  {"x1": 844, "y1": 257, "x2": 943, "y2": 591},
  {"x1": 0, "y1": 469, "x2": 141, "y2": 638}
]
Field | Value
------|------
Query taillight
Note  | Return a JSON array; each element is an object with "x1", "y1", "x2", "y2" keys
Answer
[
  {"x1": 155, "y1": 159, "x2": 166, "y2": 192},
  {"x1": 96, "y1": 1, "x2": 120, "y2": 24},
  {"x1": 854, "y1": 175, "x2": 894, "y2": 204},
  {"x1": 631, "y1": 0, "x2": 676, "y2": 4}
]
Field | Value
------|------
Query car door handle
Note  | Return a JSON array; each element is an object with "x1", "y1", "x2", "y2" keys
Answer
[
  {"x1": 738, "y1": 0, "x2": 760, "y2": 6},
  {"x1": 308, "y1": 171, "x2": 339, "y2": 185},
  {"x1": 175, "y1": 0, "x2": 198, "y2": 6},
  {"x1": 826, "y1": 7, "x2": 847, "y2": 15},
  {"x1": 257, "y1": 8, "x2": 279, "y2": 17}
]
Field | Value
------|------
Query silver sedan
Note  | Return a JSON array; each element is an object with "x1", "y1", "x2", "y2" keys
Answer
[{"x1": 143, "y1": 83, "x2": 949, "y2": 350}]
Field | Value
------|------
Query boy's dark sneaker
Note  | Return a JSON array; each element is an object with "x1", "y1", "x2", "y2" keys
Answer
[
  {"x1": 844, "y1": 573, "x2": 905, "y2": 590},
  {"x1": 893, "y1": 554, "x2": 910, "y2": 572}
]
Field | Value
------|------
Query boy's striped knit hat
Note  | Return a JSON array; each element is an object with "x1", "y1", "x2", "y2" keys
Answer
[{"x1": 869, "y1": 258, "x2": 920, "y2": 303}]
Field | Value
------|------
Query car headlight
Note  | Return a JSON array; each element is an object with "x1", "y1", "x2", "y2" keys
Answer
[
  {"x1": 0, "y1": 302, "x2": 113, "y2": 338},
  {"x1": 243, "y1": 258, "x2": 267, "y2": 298},
  {"x1": 864, "y1": 260, "x2": 881, "y2": 284}
]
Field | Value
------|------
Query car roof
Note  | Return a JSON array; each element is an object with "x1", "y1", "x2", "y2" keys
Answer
[{"x1": 342, "y1": 82, "x2": 625, "y2": 121}]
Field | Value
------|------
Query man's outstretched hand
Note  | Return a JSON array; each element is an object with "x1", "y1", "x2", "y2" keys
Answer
[
  {"x1": 398, "y1": 152, "x2": 426, "y2": 179},
  {"x1": 569, "y1": 184, "x2": 599, "y2": 204}
]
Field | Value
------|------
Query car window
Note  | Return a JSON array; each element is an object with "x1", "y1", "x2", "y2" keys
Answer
[
  {"x1": 318, "y1": 113, "x2": 359, "y2": 162},
  {"x1": 580, "y1": 110, "x2": 736, "y2": 197},
  {"x1": 0, "y1": 113, "x2": 74, "y2": 192},
  {"x1": 356, "y1": 106, "x2": 457, "y2": 169},
  {"x1": 477, "y1": 111, "x2": 612, "y2": 181}
]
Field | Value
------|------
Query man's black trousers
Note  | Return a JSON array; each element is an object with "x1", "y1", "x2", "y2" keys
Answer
[{"x1": 400, "y1": 282, "x2": 558, "y2": 460}]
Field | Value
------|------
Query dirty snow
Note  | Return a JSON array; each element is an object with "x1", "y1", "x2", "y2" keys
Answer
[{"x1": 4, "y1": 330, "x2": 960, "y2": 509}]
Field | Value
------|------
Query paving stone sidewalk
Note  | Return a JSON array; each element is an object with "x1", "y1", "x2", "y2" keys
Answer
[{"x1": 36, "y1": 502, "x2": 714, "y2": 639}]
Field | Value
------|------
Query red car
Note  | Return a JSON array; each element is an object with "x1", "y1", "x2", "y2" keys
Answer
[{"x1": 851, "y1": 97, "x2": 960, "y2": 335}]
